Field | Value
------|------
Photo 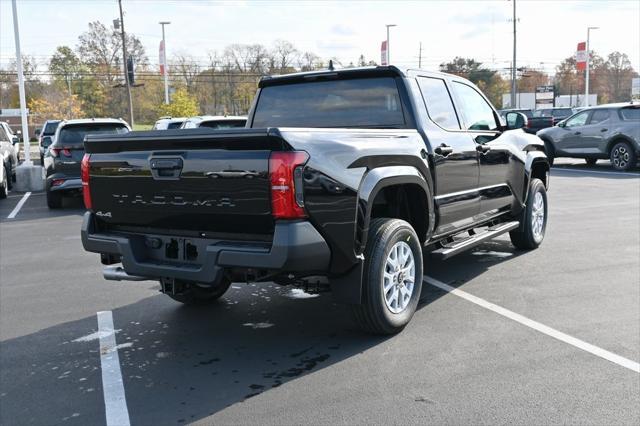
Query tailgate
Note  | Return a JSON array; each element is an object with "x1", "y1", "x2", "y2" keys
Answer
[{"x1": 85, "y1": 129, "x2": 288, "y2": 235}]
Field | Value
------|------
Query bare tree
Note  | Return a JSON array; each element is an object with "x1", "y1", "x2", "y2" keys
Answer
[{"x1": 271, "y1": 40, "x2": 299, "y2": 73}]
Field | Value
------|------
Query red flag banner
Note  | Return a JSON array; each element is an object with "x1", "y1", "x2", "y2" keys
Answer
[{"x1": 576, "y1": 42, "x2": 587, "y2": 71}]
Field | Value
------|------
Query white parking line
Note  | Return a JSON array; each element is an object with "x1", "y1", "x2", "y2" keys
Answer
[
  {"x1": 97, "y1": 311, "x2": 131, "y2": 426},
  {"x1": 551, "y1": 167, "x2": 639, "y2": 177},
  {"x1": 6, "y1": 192, "x2": 31, "y2": 219},
  {"x1": 424, "y1": 277, "x2": 640, "y2": 373}
]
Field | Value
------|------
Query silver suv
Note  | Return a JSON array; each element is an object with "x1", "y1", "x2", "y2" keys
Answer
[{"x1": 537, "y1": 103, "x2": 640, "y2": 171}]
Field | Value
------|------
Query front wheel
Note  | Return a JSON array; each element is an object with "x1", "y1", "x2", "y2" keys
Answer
[
  {"x1": 168, "y1": 279, "x2": 231, "y2": 305},
  {"x1": 610, "y1": 141, "x2": 635, "y2": 171},
  {"x1": 510, "y1": 178, "x2": 548, "y2": 250},
  {"x1": 351, "y1": 218, "x2": 423, "y2": 335}
]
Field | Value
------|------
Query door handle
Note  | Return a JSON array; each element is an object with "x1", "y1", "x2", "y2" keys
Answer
[
  {"x1": 574, "y1": 131, "x2": 581, "y2": 135},
  {"x1": 600, "y1": 128, "x2": 608, "y2": 132},
  {"x1": 434, "y1": 144, "x2": 453, "y2": 156},
  {"x1": 476, "y1": 144, "x2": 491, "y2": 154}
]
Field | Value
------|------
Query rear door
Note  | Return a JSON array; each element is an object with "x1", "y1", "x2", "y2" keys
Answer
[{"x1": 416, "y1": 76, "x2": 479, "y2": 233}]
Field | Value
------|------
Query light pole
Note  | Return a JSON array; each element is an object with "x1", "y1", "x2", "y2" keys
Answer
[
  {"x1": 386, "y1": 24, "x2": 396, "y2": 65},
  {"x1": 585, "y1": 26, "x2": 599, "y2": 107},
  {"x1": 118, "y1": 0, "x2": 134, "y2": 127},
  {"x1": 159, "y1": 21, "x2": 170, "y2": 104},
  {"x1": 11, "y1": 0, "x2": 30, "y2": 164},
  {"x1": 510, "y1": 0, "x2": 517, "y2": 109}
]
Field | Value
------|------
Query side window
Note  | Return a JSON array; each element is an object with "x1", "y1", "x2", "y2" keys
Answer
[
  {"x1": 452, "y1": 82, "x2": 499, "y2": 131},
  {"x1": 589, "y1": 109, "x2": 609, "y2": 124},
  {"x1": 416, "y1": 77, "x2": 460, "y2": 130},
  {"x1": 565, "y1": 111, "x2": 589, "y2": 127}
]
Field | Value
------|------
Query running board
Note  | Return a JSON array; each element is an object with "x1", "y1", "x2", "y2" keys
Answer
[{"x1": 431, "y1": 221, "x2": 519, "y2": 260}]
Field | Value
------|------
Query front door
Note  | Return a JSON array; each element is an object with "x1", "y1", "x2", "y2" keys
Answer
[{"x1": 450, "y1": 81, "x2": 513, "y2": 218}]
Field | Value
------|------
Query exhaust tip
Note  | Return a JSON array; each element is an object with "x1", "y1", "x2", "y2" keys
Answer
[{"x1": 103, "y1": 265, "x2": 148, "y2": 282}]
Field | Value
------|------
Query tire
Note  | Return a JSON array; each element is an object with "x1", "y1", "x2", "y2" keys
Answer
[
  {"x1": 46, "y1": 188, "x2": 63, "y2": 209},
  {"x1": 0, "y1": 167, "x2": 8, "y2": 199},
  {"x1": 351, "y1": 218, "x2": 423, "y2": 335},
  {"x1": 6, "y1": 162, "x2": 13, "y2": 190},
  {"x1": 609, "y1": 141, "x2": 635, "y2": 171},
  {"x1": 585, "y1": 158, "x2": 597, "y2": 166},
  {"x1": 168, "y1": 279, "x2": 231, "y2": 305},
  {"x1": 542, "y1": 140, "x2": 555, "y2": 167},
  {"x1": 510, "y1": 178, "x2": 548, "y2": 250}
]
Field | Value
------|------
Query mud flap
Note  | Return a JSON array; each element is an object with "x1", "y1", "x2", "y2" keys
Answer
[{"x1": 329, "y1": 261, "x2": 364, "y2": 304}]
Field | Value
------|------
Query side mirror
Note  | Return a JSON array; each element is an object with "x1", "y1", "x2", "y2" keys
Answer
[
  {"x1": 35, "y1": 128, "x2": 41, "y2": 137},
  {"x1": 505, "y1": 112, "x2": 528, "y2": 130},
  {"x1": 557, "y1": 121, "x2": 566, "y2": 128},
  {"x1": 41, "y1": 136, "x2": 53, "y2": 148},
  {"x1": 11, "y1": 136, "x2": 19, "y2": 145}
]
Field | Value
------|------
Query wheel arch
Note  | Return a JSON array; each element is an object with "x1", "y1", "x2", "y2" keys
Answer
[
  {"x1": 355, "y1": 166, "x2": 434, "y2": 255},
  {"x1": 606, "y1": 135, "x2": 636, "y2": 156},
  {"x1": 524, "y1": 152, "x2": 550, "y2": 203}
]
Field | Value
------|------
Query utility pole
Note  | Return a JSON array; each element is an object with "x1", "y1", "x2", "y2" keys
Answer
[
  {"x1": 11, "y1": 0, "x2": 30, "y2": 164},
  {"x1": 510, "y1": 0, "x2": 517, "y2": 109},
  {"x1": 159, "y1": 21, "x2": 171, "y2": 104},
  {"x1": 418, "y1": 42, "x2": 422, "y2": 69},
  {"x1": 118, "y1": 0, "x2": 134, "y2": 126},
  {"x1": 585, "y1": 26, "x2": 599, "y2": 107},
  {"x1": 386, "y1": 24, "x2": 396, "y2": 65}
]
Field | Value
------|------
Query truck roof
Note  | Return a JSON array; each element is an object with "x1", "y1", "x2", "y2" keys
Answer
[{"x1": 259, "y1": 66, "x2": 458, "y2": 88}]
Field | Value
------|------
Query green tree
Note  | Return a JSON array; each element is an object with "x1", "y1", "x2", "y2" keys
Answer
[{"x1": 157, "y1": 88, "x2": 199, "y2": 117}]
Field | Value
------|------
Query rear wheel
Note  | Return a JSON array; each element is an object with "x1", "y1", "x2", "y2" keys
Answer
[
  {"x1": 46, "y1": 188, "x2": 63, "y2": 209},
  {"x1": 510, "y1": 178, "x2": 547, "y2": 250},
  {"x1": 610, "y1": 141, "x2": 635, "y2": 171},
  {"x1": 0, "y1": 167, "x2": 8, "y2": 199},
  {"x1": 585, "y1": 158, "x2": 597, "y2": 166},
  {"x1": 351, "y1": 218, "x2": 423, "y2": 335},
  {"x1": 168, "y1": 279, "x2": 231, "y2": 305}
]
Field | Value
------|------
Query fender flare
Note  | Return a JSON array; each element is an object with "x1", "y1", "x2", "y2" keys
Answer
[
  {"x1": 524, "y1": 151, "x2": 549, "y2": 203},
  {"x1": 355, "y1": 165, "x2": 434, "y2": 255}
]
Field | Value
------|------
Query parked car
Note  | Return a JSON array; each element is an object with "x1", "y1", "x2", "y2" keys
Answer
[
  {"x1": 152, "y1": 116, "x2": 187, "y2": 130},
  {"x1": 498, "y1": 109, "x2": 553, "y2": 134},
  {"x1": 534, "y1": 107, "x2": 575, "y2": 125},
  {"x1": 81, "y1": 66, "x2": 549, "y2": 335},
  {"x1": 0, "y1": 122, "x2": 18, "y2": 193},
  {"x1": 0, "y1": 121, "x2": 20, "y2": 163},
  {"x1": 44, "y1": 118, "x2": 131, "y2": 208},
  {"x1": 537, "y1": 103, "x2": 640, "y2": 170},
  {"x1": 36, "y1": 119, "x2": 61, "y2": 165},
  {"x1": 180, "y1": 115, "x2": 247, "y2": 129}
]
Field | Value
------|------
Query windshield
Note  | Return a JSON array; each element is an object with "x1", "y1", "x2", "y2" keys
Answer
[
  {"x1": 55, "y1": 124, "x2": 129, "y2": 147},
  {"x1": 252, "y1": 77, "x2": 406, "y2": 128}
]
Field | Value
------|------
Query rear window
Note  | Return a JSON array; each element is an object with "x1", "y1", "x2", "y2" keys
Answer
[
  {"x1": 43, "y1": 121, "x2": 60, "y2": 135},
  {"x1": 56, "y1": 124, "x2": 128, "y2": 146},
  {"x1": 252, "y1": 77, "x2": 405, "y2": 128},
  {"x1": 199, "y1": 120, "x2": 246, "y2": 129},
  {"x1": 167, "y1": 121, "x2": 184, "y2": 129},
  {"x1": 619, "y1": 107, "x2": 640, "y2": 120}
]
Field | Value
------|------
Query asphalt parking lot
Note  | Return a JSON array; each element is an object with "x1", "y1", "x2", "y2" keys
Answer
[{"x1": 0, "y1": 159, "x2": 638, "y2": 425}]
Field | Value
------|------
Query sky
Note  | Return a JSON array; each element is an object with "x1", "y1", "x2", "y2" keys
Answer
[{"x1": 1, "y1": 0, "x2": 639, "y2": 76}]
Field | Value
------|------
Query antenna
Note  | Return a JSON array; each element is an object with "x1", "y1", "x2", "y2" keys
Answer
[{"x1": 328, "y1": 60, "x2": 334, "y2": 71}]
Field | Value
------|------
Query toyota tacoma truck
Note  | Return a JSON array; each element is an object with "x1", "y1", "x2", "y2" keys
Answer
[{"x1": 81, "y1": 66, "x2": 550, "y2": 334}]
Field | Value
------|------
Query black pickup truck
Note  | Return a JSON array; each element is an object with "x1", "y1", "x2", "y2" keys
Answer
[{"x1": 81, "y1": 67, "x2": 550, "y2": 334}]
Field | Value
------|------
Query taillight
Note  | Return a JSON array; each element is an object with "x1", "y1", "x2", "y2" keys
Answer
[
  {"x1": 269, "y1": 151, "x2": 309, "y2": 219},
  {"x1": 81, "y1": 154, "x2": 92, "y2": 210},
  {"x1": 50, "y1": 147, "x2": 72, "y2": 157}
]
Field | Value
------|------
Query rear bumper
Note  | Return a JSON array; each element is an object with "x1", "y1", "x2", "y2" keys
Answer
[
  {"x1": 48, "y1": 178, "x2": 81, "y2": 192},
  {"x1": 81, "y1": 212, "x2": 331, "y2": 284}
]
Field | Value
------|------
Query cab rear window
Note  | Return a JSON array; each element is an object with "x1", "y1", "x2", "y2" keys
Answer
[{"x1": 252, "y1": 77, "x2": 406, "y2": 128}]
